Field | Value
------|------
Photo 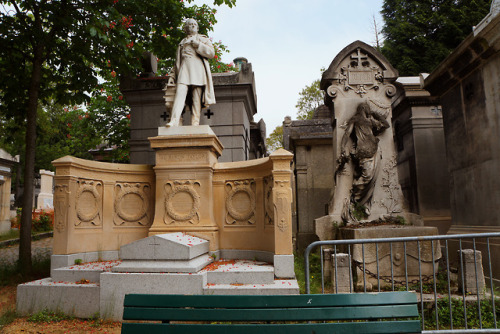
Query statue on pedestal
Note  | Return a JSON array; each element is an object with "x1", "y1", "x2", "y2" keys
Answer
[{"x1": 166, "y1": 18, "x2": 216, "y2": 127}]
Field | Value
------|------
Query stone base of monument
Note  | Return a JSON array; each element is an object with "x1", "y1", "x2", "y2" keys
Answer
[
  {"x1": 337, "y1": 225, "x2": 441, "y2": 291},
  {"x1": 17, "y1": 233, "x2": 299, "y2": 320}
]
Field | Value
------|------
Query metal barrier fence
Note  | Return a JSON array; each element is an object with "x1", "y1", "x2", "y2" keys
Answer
[{"x1": 304, "y1": 232, "x2": 500, "y2": 333}]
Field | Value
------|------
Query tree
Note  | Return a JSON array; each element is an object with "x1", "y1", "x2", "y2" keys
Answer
[
  {"x1": 267, "y1": 73, "x2": 325, "y2": 153},
  {"x1": 295, "y1": 79, "x2": 323, "y2": 120},
  {"x1": 381, "y1": 0, "x2": 492, "y2": 76},
  {"x1": 266, "y1": 125, "x2": 283, "y2": 153},
  {"x1": 0, "y1": 0, "x2": 235, "y2": 274}
]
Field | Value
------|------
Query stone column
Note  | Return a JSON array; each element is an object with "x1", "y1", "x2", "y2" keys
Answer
[
  {"x1": 269, "y1": 148, "x2": 295, "y2": 278},
  {"x1": 37, "y1": 169, "x2": 54, "y2": 209},
  {"x1": 148, "y1": 125, "x2": 223, "y2": 251}
]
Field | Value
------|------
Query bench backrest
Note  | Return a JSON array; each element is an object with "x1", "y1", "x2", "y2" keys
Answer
[{"x1": 122, "y1": 292, "x2": 421, "y2": 334}]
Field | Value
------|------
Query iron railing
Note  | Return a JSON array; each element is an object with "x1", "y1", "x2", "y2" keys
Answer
[{"x1": 304, "y1": 232, "x2": 500, "y2": 333}]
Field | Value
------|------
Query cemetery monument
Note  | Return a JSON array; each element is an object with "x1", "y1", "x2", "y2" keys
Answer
[{"x1": 17, "y1": 19, "x2": 297, "y2": 320}]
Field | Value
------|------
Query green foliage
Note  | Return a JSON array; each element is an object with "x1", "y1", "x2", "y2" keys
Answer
[
  {"x1": 27, "y1": 310, "x2": 73, "y2": 323},
  {"x1": 0, "y1": 230, "x2": 19, "y2": 243},
  {"x1": 0, "y1": 254, "x2": 50, "y2": 286},
  {"x1": 295, "y1": 79, "x2": 323, "y2": 120},
  {"x1": 0, "y1": 308, "x2": 17, "y2": 328},
  {"x1": 266, "y1": 125, "x2": 283, "y2": 153},
  {"x1": 381, "y1": 0, "x2": 492, "y2": 75},
  {"x1": 0, "y1": 0, "x2": 236, "y2": 273},
  {"x1": 32, "y1": 211, "x2": 53, "y2": 232},
  {"x1": 352, "y1": 203, "x2": 369, "y2": 221},
  {"x1": 295, "y1": 251, "x2": 323, "y2": 294},
  {"x1": 74, "y1": 259, "x2": 83, "y2": 265},
  {"x1": 424, "y1": 297, "x2": 500, "y2": 330}
]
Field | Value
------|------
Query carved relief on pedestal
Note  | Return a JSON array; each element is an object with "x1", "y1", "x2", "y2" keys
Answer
[
  {"x1": 75, "y1": 179, "x2": 102, "y2": 227},
  {"x1": 375, "y1": 156, "x2": 403, "y2": 215},
  {"x1": 264, "y1": 176, "x2": 274, "y2": 226},
  {"x1": 274, "y1": 180, "x2": 290, "y2": 232},
  {"x1": 54, "y1": 184, "x2": 70, "y2": 232},
  {"x1": 164, "y1": 180, "x2": 201, "y2": 225},
  {"x1": 114, "y1": 182, "x2": 151, "y2": 226},
  {"x1": 224, "y1": 179, "x2": 256, "y2": 226}
]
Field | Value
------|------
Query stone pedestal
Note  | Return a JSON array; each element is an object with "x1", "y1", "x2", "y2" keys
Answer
[
  {"x1": 340, "y1": 225, "x2": 441, "y2": 290},
  {"x1": 148, "y1": 125, "x2": 223, "y2": 251}
]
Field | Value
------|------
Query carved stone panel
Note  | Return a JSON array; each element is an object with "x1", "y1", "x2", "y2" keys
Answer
[
  {"x1": 114, "y1": 182, "x2": 151, "y2": 226},
  {"x1": 164, "y1": 180, "x2": 201, "y2": 225},
  {"x1": 264, "y1": 176, "x2": 274, "y2": 226},
  {"x1": 274, "y1": 180, "x2": 290, "y2": 232},
  {"x1": 54, "y1": 184, "x2": 70, "y2": 232},
  {"x1": 225, "y1": 179, "x2": 256, "y2": 226},
  {"x1": 75, "y1": 179, "x2": 102, "y2": 227}
]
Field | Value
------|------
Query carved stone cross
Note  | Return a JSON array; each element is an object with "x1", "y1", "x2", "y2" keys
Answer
[
  {"x1": 351, "y1": 48, "x2": 368, "y2": 66},
  {"x1": 204, "y1": 109, "x2": 214, "y2": 119},
  {"x1": 160, "y1": 111, "x2": 169, "y2": 122}
]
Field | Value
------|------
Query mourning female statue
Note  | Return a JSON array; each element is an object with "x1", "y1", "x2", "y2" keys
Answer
[
  {"x1": 166, "y1": 18, "x2": 216, "y2": 127},
  {"x1": 338, "y1": 102, "x2": 390, "y2": 221}
]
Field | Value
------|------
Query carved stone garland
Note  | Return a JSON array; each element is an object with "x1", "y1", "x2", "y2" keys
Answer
[
  {"x1": 164, "y1": 180, "x2": 201, "y2": 225},
  {"x1": 54, "y1": 184, "x2": 70, "y2": 232},
  {"x1": 225, "y1": 179, "x2": 256, "y2": 225},
  {"x1": 274, "y1": 180, "x2": 290, "y2": 232},
  {"x1": 75, "y1": 179, "x2": 102, "y2": 227},
  {"x1": 114, "y1": 182, "x2": 151, "y2": 226},
  {"x1": 264, "y1": 176, "x2": 274, "y2": 226}
]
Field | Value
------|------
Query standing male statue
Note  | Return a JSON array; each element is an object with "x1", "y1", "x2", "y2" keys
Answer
[{"x1": 166, "y1": 18, "x2": 216, "y2": 127}]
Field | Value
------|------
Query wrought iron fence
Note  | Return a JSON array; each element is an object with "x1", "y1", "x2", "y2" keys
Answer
[{"x1": 304, "y1": 232, "x2": 500, "y2": 333}]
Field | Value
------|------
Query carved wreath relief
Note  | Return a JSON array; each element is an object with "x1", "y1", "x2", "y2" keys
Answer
[
  {"x1": 75, "y1": 179, "x2": 102, "y2": 227},
  {"x1": 114, "y1": 182, "x2": 151, "y2": 226},
  {"x1": 225, "y1": 179, "x2": 256, "y2": 225},
  {"x1": 54, "y1": 184, "x2": 70, "y2": 232},
  {"x1": 164, "y1": 180, "x2": 201, "y2": 225}
]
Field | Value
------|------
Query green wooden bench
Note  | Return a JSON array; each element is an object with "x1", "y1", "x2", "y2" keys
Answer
[{"x1": 122, "y1": 292, "x2": 421, "y2": 334}]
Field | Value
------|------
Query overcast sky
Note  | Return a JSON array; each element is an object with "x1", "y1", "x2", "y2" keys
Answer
[{"x1": 195, "y1": 0, "x2": 385, "y2": 133}]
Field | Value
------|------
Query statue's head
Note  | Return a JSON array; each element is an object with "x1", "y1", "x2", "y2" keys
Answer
[
  {"x1": 356, "y1": 102, "x2": 371, "y2": 117},
  {"x1": 183, "y1": 18, "x2": 199, "y2": 35}
]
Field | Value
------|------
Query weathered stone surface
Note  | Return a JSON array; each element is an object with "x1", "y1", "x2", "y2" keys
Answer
[
  {"x1": 340, "y1": 226, "x2": 441, "y2": 289},
  {"x1": 392, "y1": 76, "x2": 451, "y2": 234},
  {"x1": 331, "y1": 253, "x2": 353, "y2": 293},
  {"x1": 423, "y1": 3, "x2": 500, "y2": 283},
  {"x1": 17, "y1": 279, "x2": 100, "y2": 318},
  {"x1": 317, "y1": 41, "x2": 409, "y2": 230},
  {"x1": 458, "y1": 249, "x2": 485, "y2": 294},
  {"x1": 100, "y1": 272, "x2": 206, "y2": 320},
  {"x1": 112, "y1": 255, "x2": 213, "y2": 273}
]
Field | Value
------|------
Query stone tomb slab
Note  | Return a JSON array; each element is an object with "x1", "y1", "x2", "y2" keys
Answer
[
  {"x1": 119, "y1": 233, "x2": 209, "y2": 261},
  {"x1": 112, "y1": 254, "x2": 213, "y2": 273}
]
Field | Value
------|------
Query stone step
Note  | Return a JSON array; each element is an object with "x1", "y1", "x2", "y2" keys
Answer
[
  {"x1": 203, "y1": 279, "x2": 300, "y2": 295},
  {"x1": 203, "y1": 259, "x2": 275, "y2": 284},
  {"x1": 17, "y1": 278, "x2": 100, "y2": 318},
  {"x1": 112, "y1": 254, "x2": 213, "y2": 273},
  {"x1": 52, "y1": 260, "x2": 122, "y2": 283}
]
